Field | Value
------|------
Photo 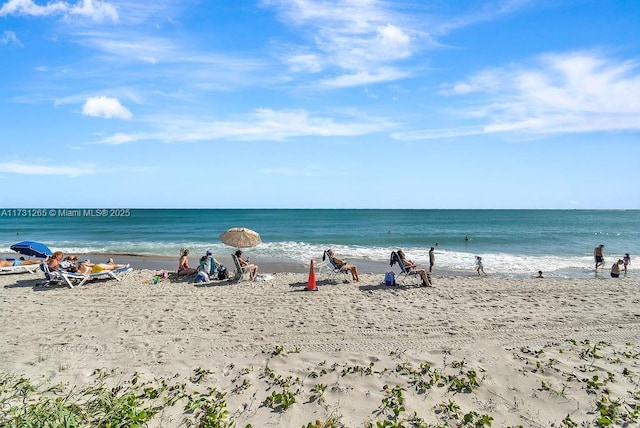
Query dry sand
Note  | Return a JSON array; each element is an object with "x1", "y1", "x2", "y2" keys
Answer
[{"x1": 1, "y1": 267, "x2": 640, "y2": 427}]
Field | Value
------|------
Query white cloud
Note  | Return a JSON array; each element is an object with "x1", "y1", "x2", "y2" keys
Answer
[
  {"x1": 398, "y1": 52, "x2": 640, "y2": 140},
  {"x1": 0, "y1": 162, "x2": 94, "y2": 177},
  {"x1": 0, "y1": 0, "x2": 67, "y2": 16},
  {"x1": 82, "y1": 95, "x2": 132, "y2": 119},
  {"x1": 93, "y1": 132, "x2": 138, "y2": 145},
  {"x1": 319, "y1": 67, "x2": 410, "y2": 88},
  {"x1": 197, "y1": 108, "x2": 393, "y2": 141},
  {"x1": 284, "y1": 52, "x2": 323, "y2": 73},
  {"x1": 95, "y1": 108, "x2": 394, "y2": 144},
  {"x1": 0, "y1": 30, "x2": 22, "y2": 47},
  {"x1": 0, "y1": 0, "x2": 118, "y2": 22},
  {"x1": 265, "y1": 0, "x2": 419, "y2": 87},
  {"x1": 69, "y1": 0, "x2": 117, "y2": 22}
]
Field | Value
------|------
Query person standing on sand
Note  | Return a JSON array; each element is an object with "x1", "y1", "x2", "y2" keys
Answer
[
  {"x1": 429, "y1": 247, "x2": 435, "y2": 274},
  {"x1": 594, "y1": 244, "x2": 605, "y2": 271},
  {"x1": 623, "y1": 253, "x2": 631, "y2": 274}
]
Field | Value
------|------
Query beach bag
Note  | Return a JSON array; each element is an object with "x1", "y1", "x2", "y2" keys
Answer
[
  {"x1": 217, "y1": 265, "x2": 228, "y2": 280},
  {"x1": 384, "y1": 271, "x2": 396, "y2": 286},
  {"x1": 195, "y1": 271, "x2": 208, "y2": 283}
]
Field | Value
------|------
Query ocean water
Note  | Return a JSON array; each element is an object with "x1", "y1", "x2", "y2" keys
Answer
[{"x1": 1, "y1": 209, "x2": 638, "y2": 278}]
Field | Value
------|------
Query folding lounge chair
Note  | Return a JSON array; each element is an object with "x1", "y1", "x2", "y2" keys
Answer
[
  {"x1": 60, "y1": 266, "x2": 133, "y2": 288},
  {"x1": 320, "y1": 250, "x2": 350, "y2": 281},
  {"x1": 231, "y1": 254, "x2": 252, "y2": 281},
  {"x1": 1, "y1": 260, "x2": 40, "y2": 275},
  {"x1": 389, "y1": 251, "x2": 422, "y2": 285},
  {"x1": 39, "y1": 261, "x2": 67, "y2": 287}
]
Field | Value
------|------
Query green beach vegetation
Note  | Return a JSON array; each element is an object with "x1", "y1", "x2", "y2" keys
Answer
[{"x1": 2, "y1": 341, "x2": 640, "y2": 427}]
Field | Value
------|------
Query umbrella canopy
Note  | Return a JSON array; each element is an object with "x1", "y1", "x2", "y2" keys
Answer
[
  {"x1": 219, "y1": 227, "x2": 262, "y2": 248},
  {"x1": 10, "y1": 240, "x2": 52, "y2": 258}
]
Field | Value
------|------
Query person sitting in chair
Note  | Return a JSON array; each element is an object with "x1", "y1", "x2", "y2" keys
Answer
[
  {"x1": 397, "y1": 249, "x2": 432, "y2": 287},
  {"x1": 326, "y1": 249, "x2": 360, "y2": 282},
  {"x1": 47, "y1": 251, "x2": 65, "y2": 271},
  {"x1": 235, "y1": 249, "x2": 258, "y2": 280}
]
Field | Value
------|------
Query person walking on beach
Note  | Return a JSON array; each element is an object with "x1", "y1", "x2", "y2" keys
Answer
[
  {"x1": 623, "y1": 253, "x2": 631, "y2": 274},
  {"x1": 429, "y1": 247, "x2": 435, "y2": 274},
  {"x1": 475, "y1": 256, "x2": 486, "y2": 275},
  {"x1": 594, "y1": 244, "x2": 605, "y2": 271}
]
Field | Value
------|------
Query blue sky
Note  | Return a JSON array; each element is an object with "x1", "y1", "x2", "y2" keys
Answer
[{"x1": 1, "y1": 0, "x2": 639, "y2": 209}]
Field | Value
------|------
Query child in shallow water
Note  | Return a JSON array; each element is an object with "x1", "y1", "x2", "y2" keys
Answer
[{"x1": 475, "y1": 256, "x2": 485, "y2": 275}]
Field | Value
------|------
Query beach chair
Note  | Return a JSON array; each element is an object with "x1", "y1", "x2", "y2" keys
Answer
[
  {"x1": 320, "y1": 250, "x2": 350, "y2": 281},
  {"x1": 39, "y1": 261, "x2": 67, "y2": 287},
  {"x1": 231, "y1": 254, "x2": 251, "y2": 281},
  {"x1": 1, "y1": 260, "x2": 40, "y2": 275},
  {"x1": 389, "y1": 251, "x2": 422, "y2": 285},
  {"x1": 60, "y1": 266, "x2": 133, "y2": 288}
]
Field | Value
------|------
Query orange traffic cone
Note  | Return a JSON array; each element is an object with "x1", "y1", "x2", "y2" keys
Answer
[{"x1": 307, "y1": 259, "x2": 318, "y2": 291}]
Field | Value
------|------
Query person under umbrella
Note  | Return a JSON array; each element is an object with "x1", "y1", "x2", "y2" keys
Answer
[{"x1": 234, "y1": 249, "x2": 258, "y2": 280}]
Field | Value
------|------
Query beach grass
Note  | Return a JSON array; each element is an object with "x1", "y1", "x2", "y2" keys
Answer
[{"x1": 2, "y1": 340, "x2": 640, "y2": 427}]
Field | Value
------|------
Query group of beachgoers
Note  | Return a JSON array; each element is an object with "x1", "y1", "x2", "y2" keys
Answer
[
  {"x1": 1, "y1": 252, "x2": 130, "y2": 274},
  {"x1": 6, "y1": 243, "x2": 628, "y2": 284},
  {"x1": 175, "y1": 244, "x2": 634, "y2": 285},
  {"x1": 176, "y1": 247, "x2": 433, "y2": 286},
  {"x1": 594, "y1": 244, "x2": 631, "y2": 278},
  {"x1": 323, "y1": 248, "x2": 433, "y2": 287},
  {"x1": 178, "y1": 248, "x2": 258, "y2": 281},
  {"x1": 46, "y1": 252, "x2": 129, "y2": 274}
]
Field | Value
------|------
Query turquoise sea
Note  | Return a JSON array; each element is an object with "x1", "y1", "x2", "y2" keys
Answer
[{"x1": 1, "y1": 209, "x2": 638, "y2": 278}]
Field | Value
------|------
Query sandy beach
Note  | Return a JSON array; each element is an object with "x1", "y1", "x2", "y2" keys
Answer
[{"x1": 2, "y1": 265, "x2": 640, "y2": 427}]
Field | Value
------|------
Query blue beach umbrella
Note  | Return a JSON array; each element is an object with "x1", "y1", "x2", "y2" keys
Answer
[{"x1": 10, "y1": 240, "x2": 53, "y2": 259}]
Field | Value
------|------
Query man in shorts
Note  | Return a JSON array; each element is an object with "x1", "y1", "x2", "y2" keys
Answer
[{"x1": 594, "y1": 244, "x2": 604, "y2": 271}]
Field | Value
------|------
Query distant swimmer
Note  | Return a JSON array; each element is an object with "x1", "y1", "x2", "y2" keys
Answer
[
  {"x1": 535, "y1": 270, "x2": 544, "y2": 278},
  {"x1": 464, "y1": 236, "x2": 469, "y2": 242}
]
